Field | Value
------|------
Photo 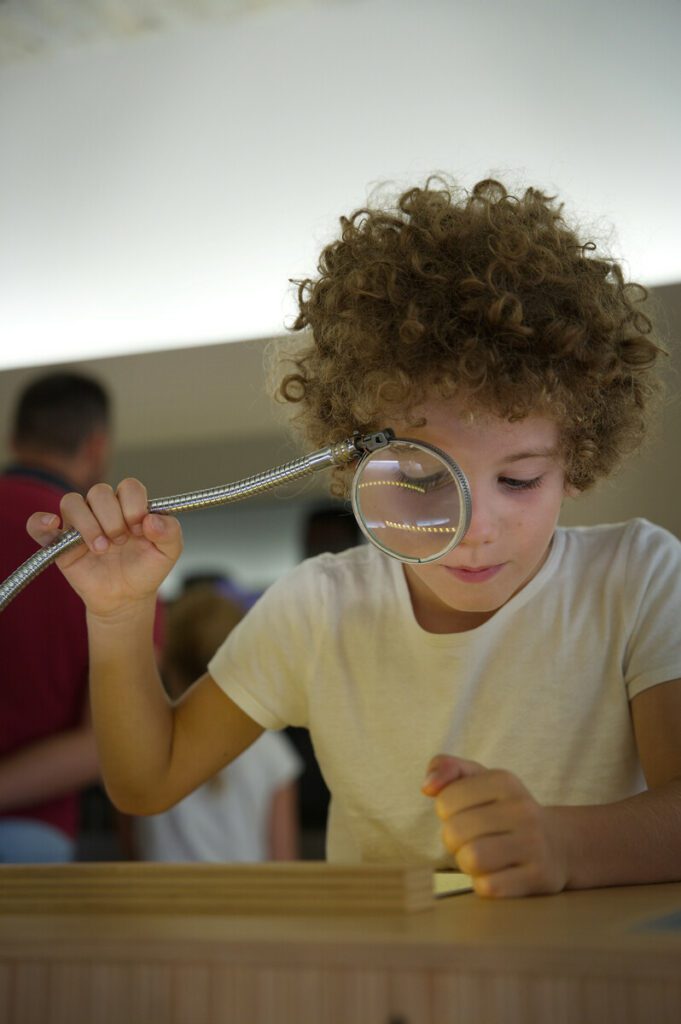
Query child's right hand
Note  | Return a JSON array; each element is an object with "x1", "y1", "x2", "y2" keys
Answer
[{"x1": 26, "y1": 478, "x2": 183, "y2": 620}]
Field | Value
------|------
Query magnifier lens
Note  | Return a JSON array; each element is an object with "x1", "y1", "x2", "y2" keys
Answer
[{"x1": 352, "y1": 441, "x2": 468, "y2": 562}]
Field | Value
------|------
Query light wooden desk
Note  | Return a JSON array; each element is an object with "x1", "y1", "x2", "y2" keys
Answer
[{"x1": 1, "y1": 866, "x2": 680, "y2": 1024}]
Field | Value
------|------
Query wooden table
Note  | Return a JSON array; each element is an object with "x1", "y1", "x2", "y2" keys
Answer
[{"x1": 1, "y1": 866, "x2": 680, "y2": 1024}]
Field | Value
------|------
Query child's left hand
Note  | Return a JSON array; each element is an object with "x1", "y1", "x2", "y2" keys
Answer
[{"x1": 422, "y1": 754, "x2": 570, "y2": 898}]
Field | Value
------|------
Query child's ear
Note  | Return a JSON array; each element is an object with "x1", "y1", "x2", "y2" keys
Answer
[{"x1": 563, "y1": 482, "x2": 581, "y2": 499}]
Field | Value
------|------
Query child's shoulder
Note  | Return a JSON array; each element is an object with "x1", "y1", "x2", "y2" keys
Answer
[
  {"x1": 560, "y1": 517, "x2": 676, "y2": 550},
  {"x1": 296, "y1": 542, "x2": 390, "y2": 591},
  {"x1": 249, "y1": 543, "x2": 390, "y2": 628},
  {"x1": 558, "y1": 517, "x2": 680, "y2": 579}
]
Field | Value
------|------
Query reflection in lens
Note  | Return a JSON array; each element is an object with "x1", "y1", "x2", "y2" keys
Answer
[{"x1": 351, "y1": 441, "x2": 469, "y2": 562}]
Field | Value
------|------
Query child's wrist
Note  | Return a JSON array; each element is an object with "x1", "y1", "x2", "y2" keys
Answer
[
  {"x1": 546, "y1": 804, "x2": 591, "y2": 891},
  {"x1": 86, "y1": 596, "x2": 158, "y2": 634}
]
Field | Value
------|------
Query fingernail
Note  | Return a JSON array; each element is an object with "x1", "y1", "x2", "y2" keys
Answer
[
  {"x1": 148, "y1": 514, "x2": 164, "y2": 530},
  {"x1": 423, "y1": 771, "x2": 439, "y2": 790},
  {"x1": 93, "y1": 536, "x2": 109, "y2": 552},
  {"x1": 40, "y1": 514, "x2": 56, "y2": 526}
]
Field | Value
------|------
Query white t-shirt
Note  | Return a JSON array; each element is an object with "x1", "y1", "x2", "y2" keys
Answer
[
  {"x1": 209, "y1": 519, "x2": 681, "y2": 867},
  {"x1": 134, "y1": 730, "x2": 302, "y2": 862}
]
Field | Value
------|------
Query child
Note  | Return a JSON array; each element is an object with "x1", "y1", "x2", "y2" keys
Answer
[
  {"x1": 132, "y1": 585, "x2": 302, "y2": 863},
  {"x1": 28, "y1": 177, "x2": 681, "y2": 898}
]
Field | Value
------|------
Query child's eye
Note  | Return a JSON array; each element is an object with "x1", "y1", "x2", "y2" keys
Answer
[
  {"x1": 499, "y1": 475, "x2": 543, "y2": 491},
  {"x1": 396, "y1": 470, "x2": 451, "y2": 493}
]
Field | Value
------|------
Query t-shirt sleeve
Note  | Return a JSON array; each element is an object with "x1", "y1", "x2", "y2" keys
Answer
[
  {"x1": 624, "y1": 519, "x2": 681, "y2": 699},
  {"x1": 208, "y1": 560, "x2": 322, "y2": 730}
]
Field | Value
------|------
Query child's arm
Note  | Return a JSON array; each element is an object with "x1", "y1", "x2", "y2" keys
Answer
[
  {"x1": 422, "y1": 678, "x2": 681, "y2": 898},
  {"x1": 27, "y1": 479, "x2": 263, "y2": 815}
]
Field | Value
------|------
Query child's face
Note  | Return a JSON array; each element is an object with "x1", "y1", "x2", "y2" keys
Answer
[{"x1": 389, "y1": 399, "x2": 570, "y2": 632}]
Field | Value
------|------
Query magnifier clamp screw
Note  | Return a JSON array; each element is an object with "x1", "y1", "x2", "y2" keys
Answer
[{"x1": 353, "y1": 428, "x2": 395, "y2": 453}]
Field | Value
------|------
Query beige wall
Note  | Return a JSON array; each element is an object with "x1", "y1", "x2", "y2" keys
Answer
[{"x1": 559, "y1": 282, "x2": 680, "y2": 538}]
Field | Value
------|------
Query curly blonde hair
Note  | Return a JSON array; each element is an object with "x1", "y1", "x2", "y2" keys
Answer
[{"x1": 272, "y1": 176, "x2": 665, "y2": 493}]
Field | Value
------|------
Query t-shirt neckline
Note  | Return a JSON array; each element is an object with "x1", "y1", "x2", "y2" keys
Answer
[{"x1": 391, "y1": 528, "x2": 566, "y2": 643}]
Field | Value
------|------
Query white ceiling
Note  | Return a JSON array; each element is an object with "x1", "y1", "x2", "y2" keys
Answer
[{"x1": 0, "y1": 0, "x2": 680, "y2": 372}]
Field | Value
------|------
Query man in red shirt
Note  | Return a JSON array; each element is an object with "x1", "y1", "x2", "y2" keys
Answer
[{"x1": 0, "y1": 372, "x2": 112, "y2": 861}]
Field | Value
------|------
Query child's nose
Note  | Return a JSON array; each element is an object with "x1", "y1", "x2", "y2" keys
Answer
[{"x1": 460, "y1": 491, "x2": 499, "y2": 546}]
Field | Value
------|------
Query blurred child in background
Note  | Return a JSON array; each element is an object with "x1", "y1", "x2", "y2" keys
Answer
[{"x1": 133, "y1": 585, "x2": 302, "y2": 862}]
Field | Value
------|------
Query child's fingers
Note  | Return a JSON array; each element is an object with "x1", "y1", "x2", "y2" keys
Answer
[
  {"x1": 58, "y1": 478, "x2": 153, "y2": 555},
  {"x1": 115, "y1": 478, "x2": 149, "y2": 536},
  {"x1": 85, "y1": 483, "x2": 129, "y2": 546},
  {"x1": 116, "y1": 479, "x2": 183, "y2": 560},
  {"x1": 422, "y1": 754, "x2": 486, "y2": 795},
  {"x1": 60, "y1": 490, "x2": 113, "y2": 554},
  {"x1": 141, "y1": 512, "x2": 183, "y2": 562},
  {"x1": 26, "y1": 511, "x2": 63, "y2": 547}
]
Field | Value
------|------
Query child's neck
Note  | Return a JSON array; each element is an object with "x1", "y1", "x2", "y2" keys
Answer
[{"x1": 402, "y1": 568, "x2": 497, "y2": 634}]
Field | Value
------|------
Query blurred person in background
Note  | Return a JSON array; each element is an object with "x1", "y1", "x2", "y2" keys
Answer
[
  {"x1": 302, "y1": 505, "x2": 363, "y2": 560},
  {"x1": 0, "y1": 372, "x2": 111, "y2": 862},
  {"x1": 182, "y1": 570, "x2": 263, "y2": 612},
  {"x1": 132, "y1": 585, "x2": 302, "y2": 862}
]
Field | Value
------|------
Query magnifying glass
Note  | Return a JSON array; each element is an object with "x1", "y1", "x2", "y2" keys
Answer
[
  {"x1": 0, "y1": 429, "x2": 471, "y2": 612},
  {"x1": 352, "y1": 438, "x2": 471, "y2": 563}
]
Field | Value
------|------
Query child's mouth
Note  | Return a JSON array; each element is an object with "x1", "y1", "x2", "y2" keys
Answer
[{"x1": 444, "y1": 564, "x2": 505, "y2": 583}]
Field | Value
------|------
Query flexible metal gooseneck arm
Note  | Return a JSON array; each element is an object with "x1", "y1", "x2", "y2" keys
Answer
[{"x1": 0, "y1": 430, "x2": 394, "y2": 613}]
